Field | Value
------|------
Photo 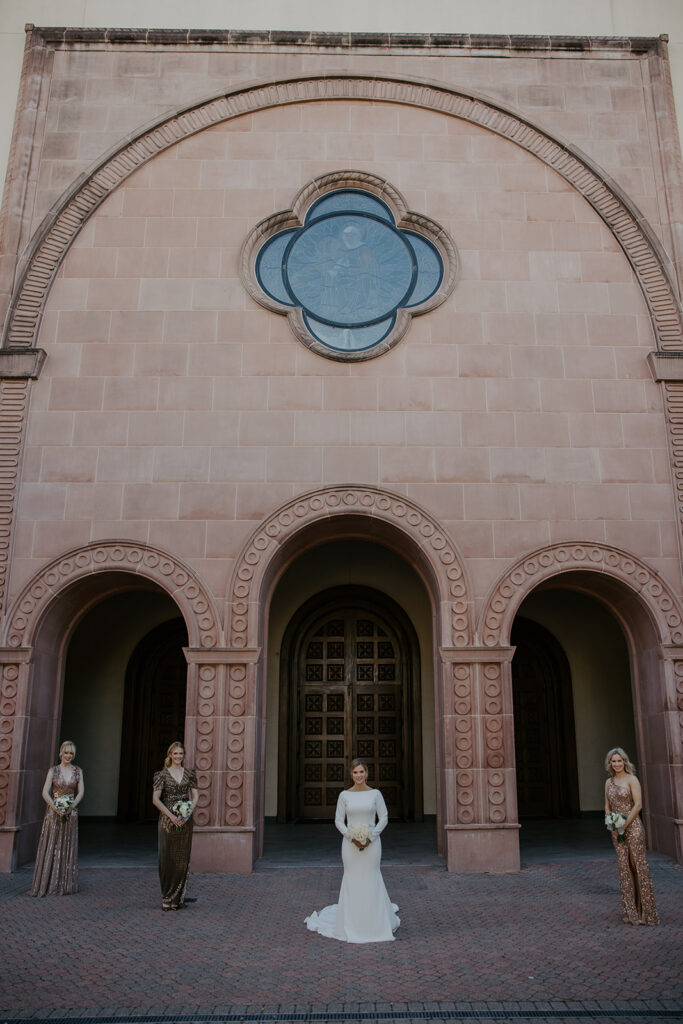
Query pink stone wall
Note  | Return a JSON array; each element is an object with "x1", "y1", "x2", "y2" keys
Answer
[{"x1": 13, "y1": 88, "x2": 678, "y2": 612}]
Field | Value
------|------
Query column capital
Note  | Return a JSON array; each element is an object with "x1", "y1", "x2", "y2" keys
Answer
[
  {"x1": 183, "y1": 647, "x2": 261, "y2": 664},
  {"x1": 439, "y1": 645, "x2": 515, "y2": 664},
  {"x1": 648, "y1": 351, "x2": 683, "y2": 382},
  {"x1": 0, "y1": 349, "x2": 46, "y2": 379}
]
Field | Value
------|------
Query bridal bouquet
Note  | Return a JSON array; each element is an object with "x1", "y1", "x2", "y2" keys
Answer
[
  {"x1": 54, "y1": 795, "x2": 74, "y2": 818},
  {"x1": 605, "y1": 811, "x2": 627, "y2": 842},
  {"x1": 172, "y1": 799, "x2": 193, "y2": 826},
  {"x1": 347, "y1": 825, "x2": 371, "y2": 848}
]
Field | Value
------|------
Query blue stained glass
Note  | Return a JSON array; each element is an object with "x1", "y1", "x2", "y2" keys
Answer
[
  {"x1": 253, "y1": 188, "x2": 447, "y2": 355},
  {"x1": 307, "y1": 190, "x2": 393, "y2": 224},
  {"x1": 304, "y1": 314, "x2": 395, "y2": 352},
  {"x1": 255, "y1": 230, "x2": 296, "y2": 305},
  {"x1": 283, "y1": 214, "x2": 416, "y2": 326},
  {"x1": 404, "y1": 232, "x2": 443, "y2": 307}
]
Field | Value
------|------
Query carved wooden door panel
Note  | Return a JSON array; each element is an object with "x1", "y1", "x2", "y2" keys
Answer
[{"x1": 297, "y1": 611, "x2": 403, "y2": 820}]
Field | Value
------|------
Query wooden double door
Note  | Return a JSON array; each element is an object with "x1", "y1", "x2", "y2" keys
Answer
[{"x1": 279, "y1": 588, "x2": 422, "y2": 823}]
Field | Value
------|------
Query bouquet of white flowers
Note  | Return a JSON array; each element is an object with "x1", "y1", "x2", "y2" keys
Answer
[
  {"x1": 347, "y1": 825, "x2": 371, "y2": 848},
  {"x1": 605, "y1": 811, "x2": 627, "y2": 843},
  {"x1": 54, "y1": 795, "x2": 74, "y2": 818},
  {"x1": 172, "y1": 799, "x2": 193, "y2": 826}
]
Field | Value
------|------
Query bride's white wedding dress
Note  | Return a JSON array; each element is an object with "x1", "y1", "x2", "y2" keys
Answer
[{"x1": 305, "y1": 787, "x2": 400, "y2": 943}]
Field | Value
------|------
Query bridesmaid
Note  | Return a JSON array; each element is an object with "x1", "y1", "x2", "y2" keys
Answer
[
  {"x1": 604, "y1": 747, "x2": 659, "y2": 925},
  {"x1": 152, "y1": 741, "x2": 198, "y2": 911},
  {"x1": 30, "y1": 740, "x2": 84, "y2": 897}
]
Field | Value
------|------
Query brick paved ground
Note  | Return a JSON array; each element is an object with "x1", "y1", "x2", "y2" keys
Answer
[{"x1": 3, "y1": 857, "x2": 682, "y2": 1023}]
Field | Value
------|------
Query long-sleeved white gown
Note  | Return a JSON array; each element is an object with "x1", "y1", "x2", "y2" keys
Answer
[{"x1": 305, "y1": 787, "x2": 400, "y2": 943}]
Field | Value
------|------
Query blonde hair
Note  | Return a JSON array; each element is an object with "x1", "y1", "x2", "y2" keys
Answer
[
  {"x1": 164, "y1": 741, "x2": 185, "y2": 768},
  {"x1": 59, "y1": 740, "x2": 76, "y2": 758},
  {"x1": 605, "y1": 747, "x2": 636, "y2": 776}
]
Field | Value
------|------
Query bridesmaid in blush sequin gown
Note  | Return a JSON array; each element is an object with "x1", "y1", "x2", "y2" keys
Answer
[
  {"x1": 152, "y1": 741, "x2": 198, "y2": 911},
  {"x1": 30, "y1": 740, "x2": 84, "y2": 897},
  {"x1": 604, "y1": 747, "x2": 659, "y2": 926}
]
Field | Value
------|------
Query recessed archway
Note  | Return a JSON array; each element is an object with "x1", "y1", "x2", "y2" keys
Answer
[
  {"x1": 226, "y1": 485, "x2": 471, "y2": 862},
  {"x1": 0, "y1": 541, "x2": 220, "y2": 868},
  {"x1": 479, "y1": 542, "x2": 683, "y2": 860}
]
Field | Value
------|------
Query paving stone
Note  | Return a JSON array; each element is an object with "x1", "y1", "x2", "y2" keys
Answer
[{"x1": 1, "y1": 859, "x2": 682, "y2": 1023}]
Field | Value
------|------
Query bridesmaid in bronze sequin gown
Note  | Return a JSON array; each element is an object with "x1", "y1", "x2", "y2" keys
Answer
[
  {"x1": 30, "y1": 740, "x2": 85, "y2": 897},
  {"x1": 604, "y1": 747, "x2": 659, "y2": 926},
  {"x1": 152, "y1": 741, "x2": 198, "y2": 911}
]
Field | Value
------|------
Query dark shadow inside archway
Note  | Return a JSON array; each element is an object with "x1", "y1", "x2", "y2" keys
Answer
[
  {"x1": 512, "y1": 586, "x2": 638, "y2": 867},
  {"x1": 258, "y1": 537, "x2": 443, "y2": 868}
]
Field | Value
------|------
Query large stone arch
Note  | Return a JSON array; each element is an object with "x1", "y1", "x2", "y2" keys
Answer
[
  {"x1": 478, "y1": 541, "x2": 683, "y2": 861},
  {"x1": 2, "y1": 72, "x2": 682, "y2": 354}
]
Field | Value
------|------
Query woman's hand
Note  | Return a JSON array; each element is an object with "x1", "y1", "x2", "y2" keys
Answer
[
  {"x1": 352, "y1": 837, "x2": 370, "y2": 850},
  {"x1": 170, "y1": 813, "x2": 184, "y2": 827}
]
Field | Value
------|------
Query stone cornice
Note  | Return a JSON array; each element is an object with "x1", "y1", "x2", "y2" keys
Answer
[{"x1": 25, "y1": 26, "x2": 668, "y2": 55}]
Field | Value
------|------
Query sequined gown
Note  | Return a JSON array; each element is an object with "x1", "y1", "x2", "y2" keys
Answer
[
  {"x1": 30, "y1": 764, "x2": 80, "y2": 897},
  {"x1": 305, "y1": 788, "x2": 400, "y2": 943},
  {"x1": 607, "y1": 778, "x2": 659, "y2": 925},
  {"x1": 154, "y1": 767, "x2": 197, "y2": 909}
]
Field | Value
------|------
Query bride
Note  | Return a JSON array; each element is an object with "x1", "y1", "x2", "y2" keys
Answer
[{"x1": 305, "y1": 758, "x2": 400, "y2": 943}]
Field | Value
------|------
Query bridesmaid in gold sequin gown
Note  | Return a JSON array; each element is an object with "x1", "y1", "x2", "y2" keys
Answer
[
  {"x1": 30, "y1": 740, "x2": 85, "y2": 897},
  {"x1": 152, "y1": 741, "x2": 198, "y2": 911},
  {"x1": 604, "y1": 747, "x2": 659, "y2": 926}
]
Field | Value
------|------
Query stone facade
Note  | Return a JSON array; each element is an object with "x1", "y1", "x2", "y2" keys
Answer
[{"x1": 1, "y1": 28, "x2": 682, "y2": 872}]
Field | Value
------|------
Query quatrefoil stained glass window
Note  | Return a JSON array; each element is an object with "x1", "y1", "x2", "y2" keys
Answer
[{"x1": 241, "y1": 173, "x2": 457, "y2": 361}]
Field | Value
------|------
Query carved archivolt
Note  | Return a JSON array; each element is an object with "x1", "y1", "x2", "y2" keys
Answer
[
  {"x1": 228, "y1": 484, "x2": 472, "y2": 648},
  {"x1": 478, "y1": 542, "x2": 683, "y2": 647},
  {"x1": 3, "y1": 541, "x2": 222, "y2": 649},
  {"x1": 3, "y1": 73, "x2": 682, "y2": 354},
  {"x1": 0, "y1": 381, "x2": 28, "y2": 620}
]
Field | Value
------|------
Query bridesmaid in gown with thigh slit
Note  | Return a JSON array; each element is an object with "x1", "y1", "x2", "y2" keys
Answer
[
  {"x1": 30, "y1": 740, "x2": 84, "y2": 897},
  {"x1": 305, "y1": 758, "x2": 400, "y2": 943},
  {"x1": 604, "y1": 747, "x2": 659, "y2": 926}
]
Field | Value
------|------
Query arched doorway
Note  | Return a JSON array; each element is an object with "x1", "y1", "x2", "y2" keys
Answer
[
  {"x1": 279, "y1": 586, "x2": 422, "y2": 823},
  {"x1": 117, "y1": 618, "x2": 188, "y2": 822},
  {"x1": 511, "y1": 617, "x2": 579, "y2": 819}
]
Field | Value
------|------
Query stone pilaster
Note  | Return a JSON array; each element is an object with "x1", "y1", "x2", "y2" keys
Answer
[
  {"x1": 0, "y1": 648, "x2": 32, "y2": 872},
  {"x1": 440, "y1": 646, "x2": 519, "y2": 872},
  {"x1": 184, "y1": 648, "x2": 261, "y2": 873}
]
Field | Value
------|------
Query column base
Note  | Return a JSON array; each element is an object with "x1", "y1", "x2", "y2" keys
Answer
[
  {"x1": 445, "y1": 824, "x2": 520, "y2": 873},
  {"x1": 191, "y1": 827, "x2": 256, "y2": 873},
  {"x1": 0, "y1": 828, "x2": 19, "y2": 873}
]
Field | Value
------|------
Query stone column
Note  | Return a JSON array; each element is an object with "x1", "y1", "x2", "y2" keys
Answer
[
  {"x1": 439, "y1": 646, "x2": 519, "y2": 872},
  {"x1": 184, "y1": 647, "x2": 261, "y2": 873},
  {"x1": 657, "y1": 645, "x2": 683, "y2": 861}
]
